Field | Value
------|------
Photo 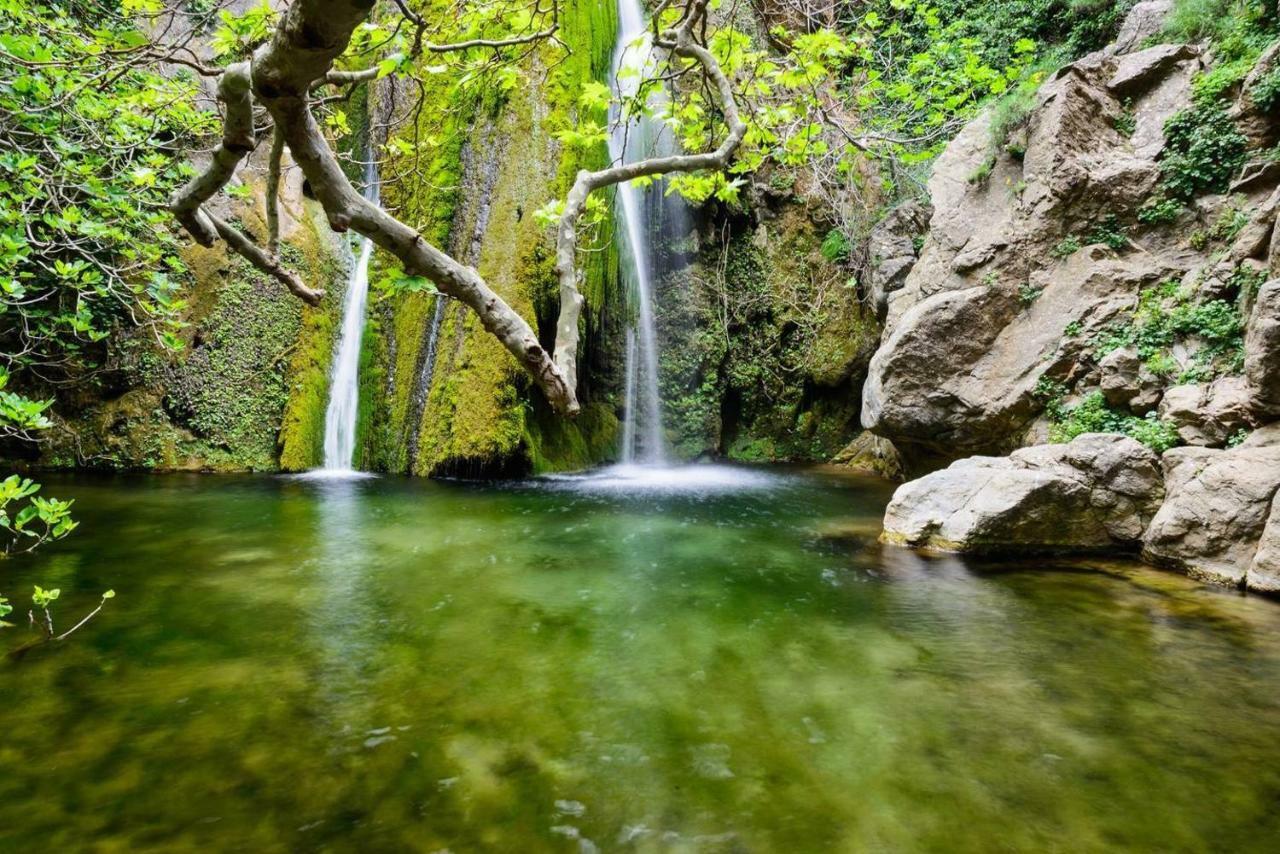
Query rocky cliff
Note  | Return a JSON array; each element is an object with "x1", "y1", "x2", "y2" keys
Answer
[{"x1": 874, "y1": 2, "x2": 1280, "y2": 594}]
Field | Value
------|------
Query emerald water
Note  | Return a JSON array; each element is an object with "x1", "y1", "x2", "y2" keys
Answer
[{"x1": 3, "y1": 468, "x2": 1280, "y2": 852}]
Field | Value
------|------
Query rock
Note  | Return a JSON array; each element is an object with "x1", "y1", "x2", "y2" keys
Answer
[
  {"x1": 1230, "y1": 159, "x2": 1280, "y2": 195},
  {"x1": 881, "y1": 434, "x2": 1164, "y2": 553},
  {"x1": 1247, "y1": 493, "x2": 1280, "y2": 595},
  {"x1": 1157, "y1": 376, "x2": 1254, "y2": 446},
  {"x1": 1143, "y1": 424, "x2": 1280, "y2": 587},
  {"x1": 1246, "y1": 279, "x2": 1280, "y2": 419},
  {"x1": 1099, "y1": 346, "x2": 1162, "y2": 414},
  {"x1": 862, "y1": 28, "x2": 1202, "y2": 460},
  {"x1": 1110, "y1": 1, "x2": 1173, "y2": 56},
  {"x1": 864, "y1": 250, "x2": 1181, "y2": 456},
  {"x1": 865, "y1": 201, "x2": 931, "y2": 320},
  {"x1": 831, "y1": 431, "x2": 904, "y2": 481},
  {"x1": 1108, "y1": 44, "x2": 1198, "y2": 97},
  {"x1": 1235, "y1": 41, "x2": 1280, "y2": 149}
]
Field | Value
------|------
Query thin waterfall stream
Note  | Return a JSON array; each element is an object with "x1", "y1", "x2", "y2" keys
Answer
[
  {"x1": 611, "y1": 0, "x2": 671, "y2": 466},
  {"x1": 319, "y1": 161, "x2": 379, "y2": 474}
]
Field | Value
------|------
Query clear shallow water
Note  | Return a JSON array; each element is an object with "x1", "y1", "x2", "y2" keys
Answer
[{"x1": 3, "y1": 468, "x2": 1280, "y2": 852}]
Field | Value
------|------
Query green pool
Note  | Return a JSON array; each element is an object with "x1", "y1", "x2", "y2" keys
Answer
[{"x1": 2, "y1": 466, "x2": 1279, "y2": 851}]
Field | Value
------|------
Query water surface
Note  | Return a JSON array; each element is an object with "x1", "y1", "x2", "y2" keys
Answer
[{"x1": 3, "y1": 467, "x2": 1279, "y2": 852}]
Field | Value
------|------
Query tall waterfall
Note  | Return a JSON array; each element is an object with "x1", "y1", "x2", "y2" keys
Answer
[
  {"x1": 320, "y1": 162, "x2": 379, "y2": 472},
  {"x1": 611, "y1": 0, "x2": 676, "y2": 466}
]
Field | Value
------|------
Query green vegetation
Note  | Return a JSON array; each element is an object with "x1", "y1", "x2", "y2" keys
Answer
[
  {"x1": 1035, "y1": 379, "x2": 1181, "y2": 452},
  {"x1": 0, "y1": 0, "x2": 213, "y2": 381},
  {"x1": 1159, "y1": 103, "x2": 1248, "y2": 199},
  {"x1": 1137, "y1": 197, "x2": 1184, "y2": 225},
  {"x1": 1052, "y1": 236, "x2": 1083, "y2": 258},
  {"x1": 1085, "y1": 216, "x2": 1129, "y2": 251},
  {"x1": 1049, "y1": 391, "x2": 1182, "y2": 451},
  {"x1": 821, "y1": 229, "x2": 852, "y2": 264},
  {"x1": 1092, "y1": 282, "x2": 1245, "y2": 382}
]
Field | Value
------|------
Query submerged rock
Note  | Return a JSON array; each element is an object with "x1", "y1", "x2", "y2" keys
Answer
[
  {"x1": 881, "y1": 434, "x2": 1163, "y2": 553},
  {"x1": 1143, "y1": 424, "x2": 1280, "y2": 590},
  {"x1": 831, "y1": 431, "x2": 905, "y2": 481}
]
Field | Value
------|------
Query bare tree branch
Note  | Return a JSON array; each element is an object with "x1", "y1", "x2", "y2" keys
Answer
[
  {"x1": 169, "y1": 61, "x2": 256, "y2": 246},
  {"x1": 266, "y1": 125, "x2": 285, "y2": 258},
  {"x1": 206, "y1": 211, "x2": 325, "y2": 305}
]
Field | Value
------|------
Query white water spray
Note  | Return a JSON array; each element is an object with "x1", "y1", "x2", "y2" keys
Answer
[{"x1": 320, "y1": 163, "x2": 378, "y2": 473}]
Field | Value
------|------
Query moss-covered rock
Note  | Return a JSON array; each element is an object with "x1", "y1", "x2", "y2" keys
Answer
[{"x1": 656, "y1": 204, "x2": 880, "y2": 462}]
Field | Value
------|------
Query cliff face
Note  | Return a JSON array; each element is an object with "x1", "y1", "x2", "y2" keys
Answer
[{"x1": 864, "y1": 2, "x2": 1280, "y2": 470}]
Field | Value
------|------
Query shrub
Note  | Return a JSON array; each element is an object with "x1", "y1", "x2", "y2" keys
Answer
[
  {"x1": 1048, "y1": 391, "x2": 1181, "y2": 452},
  {"x1": 1052, "y1": 235, "x2": 1082, "y2": 258},
  {"x1": 1159, "y1": 103, "x2": 1248, "y2": 199},
  {"x1": 1252, "y1": 69, "x2": 1280, "y2": 112},
  {"x1": 1086, "y1": 216, "x2": 1129, "y2": 250},
  {"x1": 1137, "y1": 196, "x2": 1183, "y2": 225}
]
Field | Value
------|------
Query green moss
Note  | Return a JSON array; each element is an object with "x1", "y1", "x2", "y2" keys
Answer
[{"x1": 276, "y1": 217, "x2": 347, "y2": 471}]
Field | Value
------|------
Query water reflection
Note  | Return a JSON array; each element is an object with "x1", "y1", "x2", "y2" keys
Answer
[{"x1": 1, "y1": 471, "x2": 1278, "y2": 851}]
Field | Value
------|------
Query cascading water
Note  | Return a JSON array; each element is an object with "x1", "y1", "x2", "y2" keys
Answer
[
  {"x1": 611, "y1": 0, "x2": 677, "y2": 466},
  {"x1": 319, "y1": 161, "x2": 379, "y2": 473}
]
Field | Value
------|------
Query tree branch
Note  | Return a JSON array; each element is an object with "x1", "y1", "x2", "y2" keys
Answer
[
  {"x1": 206, "y1": 211, "x2": 325, "y2": 305},
  {"x1": 266, "y1": 125, "x2": 285, "y2": 257},
  {"x1": 552, "y1": 0, "x2": 746, "y2": 393},
  {"x1": 168, "y1": 61, "x2": 256, "y2": 245},
  {"x1": 244, "y1": 0, "x2": 577, "y2": 414}
]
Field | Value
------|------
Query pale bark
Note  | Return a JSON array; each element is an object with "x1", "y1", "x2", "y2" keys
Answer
[
  {"x1": 206, "y1": 210, "x2": 325, "y2": 305},
  {"x1": 266, "y1": 126, "x2": 284, "y2": 258},
  {"x1": 168, "y1": 61, "x2": 255, "y2": 246}
]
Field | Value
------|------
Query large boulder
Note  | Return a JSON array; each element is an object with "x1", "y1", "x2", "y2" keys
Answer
[
  {"x1": 1247, "y1": 494, "x2": 1280, "y2": 594},
  {"x1": 1109, "y1": 1, "x2": 1173, "y2": 56},
  {"x1": 1157, "y1": 376, "x2": 1255, "y2": 446},
  {"x1": 1143, "y1": 424, "x2": 1280, "y2": 589},
  {"x1": 881, "y1": 434, "x2": 1164, "y2": 553}
]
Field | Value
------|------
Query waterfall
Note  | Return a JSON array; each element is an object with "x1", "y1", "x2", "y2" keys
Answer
[
  {"x1": 610, "y1": 0, "x2": 677, "y2": 466},
  {"x1": 320, "y1": 161, "x2": 379, "y2": 472}
]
